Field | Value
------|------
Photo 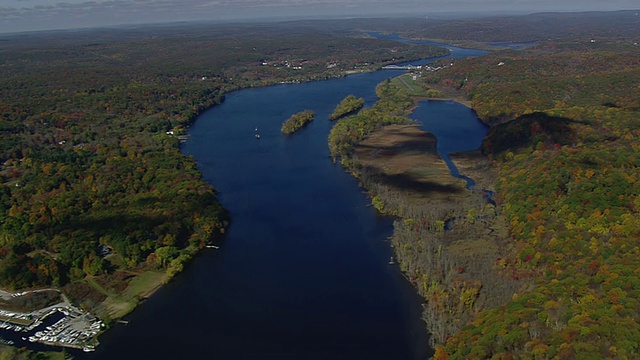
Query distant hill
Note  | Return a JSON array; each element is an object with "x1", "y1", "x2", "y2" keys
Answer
[{"x1": 304, "y1": 10, "x2": 640, "y2": 43}]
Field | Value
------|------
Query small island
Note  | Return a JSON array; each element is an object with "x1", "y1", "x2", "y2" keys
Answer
[
  {"x1": 329, "y1": 94, "x2": 365, "y2": 120},
  {"x1": 281, "y1": 110, "x2": 315, "y2": 134}
]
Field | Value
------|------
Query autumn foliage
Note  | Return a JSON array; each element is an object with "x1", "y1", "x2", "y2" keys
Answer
[{"x1": 421, "y1": 36, "x2": 640, "y2": 358}]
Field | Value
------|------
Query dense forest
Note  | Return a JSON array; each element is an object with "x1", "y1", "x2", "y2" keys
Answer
[
  {"x1": 0, "y1": 22, "x2": 446, "y2": 321},
  {"x1": 414, "y1": 25, "x2": 640, "y2": 360}
]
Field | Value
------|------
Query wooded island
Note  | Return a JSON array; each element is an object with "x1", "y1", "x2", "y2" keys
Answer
[{"x1": 281, "y1": 110, "x2": 315, "y2": 134}]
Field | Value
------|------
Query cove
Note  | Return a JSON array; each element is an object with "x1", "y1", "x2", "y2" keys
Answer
[
  {"x1": 412, "y1": 100, "x2": 490, "y2": 189},
  {"x1": 76, "y1": 41, "x2": 490, "y2": 360}
]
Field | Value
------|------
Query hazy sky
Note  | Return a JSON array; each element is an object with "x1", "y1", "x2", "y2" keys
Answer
[{"x1": 0, "y1": 0, "x2": 638, "y2": 34}]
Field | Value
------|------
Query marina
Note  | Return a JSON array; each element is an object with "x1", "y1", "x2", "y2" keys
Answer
[{"x1": 0, "y1": 290, "x2": 103, "y2": 353}]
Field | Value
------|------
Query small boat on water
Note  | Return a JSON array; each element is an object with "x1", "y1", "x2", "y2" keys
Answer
[
  {"x1": 388, "y1": 256, "x2": 395, "y2": 265},
  {"x1": 255, "y1": 133, "x2": 261, "y2": 139}
]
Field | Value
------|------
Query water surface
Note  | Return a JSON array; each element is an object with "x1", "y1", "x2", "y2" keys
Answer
[
  {"x1": 412, "y1": 100, "x2": 489, "y2": 188},
  {"x1": 81, "y1": 71, "x2": 430, "y2": 360},
  {"x1": 75, "y1": 38, "x2": 493, "y2": 360}
]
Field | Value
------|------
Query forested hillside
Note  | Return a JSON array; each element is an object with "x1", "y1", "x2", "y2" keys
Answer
[
  {"x1": 420, "y1": 35, "x2": 640, "y2": 358},
  {"x1": 0, "y1": 23, "x2": 446, "y2": 314}
]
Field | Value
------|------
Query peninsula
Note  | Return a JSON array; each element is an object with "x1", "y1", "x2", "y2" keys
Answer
[{"x1": 328, "y1": 95, "x2": 365, "y2": 121}]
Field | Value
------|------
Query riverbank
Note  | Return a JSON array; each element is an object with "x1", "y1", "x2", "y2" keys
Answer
[
  {"x1": 92, "y1": 271, "x2": 168, "y2": 321},
  {"x1": 335, "y1": 94, "x2": 519, "y2": 349},
  {"x1": 417, "y1": 82, "x2": 473, "y2": 109}
]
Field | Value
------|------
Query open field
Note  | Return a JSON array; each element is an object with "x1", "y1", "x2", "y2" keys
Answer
[
  {"x1": 86, "y1": 271, "x2": 166, "y2": 320},
  {"x1": 390, "y1": 74, "x2": 426, "y2": 96},
  {"x1": 354, "y1": 124, "x2": 467, "y2": 202}
]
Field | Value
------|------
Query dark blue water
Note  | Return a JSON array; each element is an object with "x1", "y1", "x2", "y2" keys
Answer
[
  {"x1": 76, "y1": 38, "x2": 491, "y2": 360},
  {"x1": 80, "y1": 71, "x2": 429, "y2": 360},
  {"x1": 411, "y1": 100, "x2": 489, "y2": 189}
]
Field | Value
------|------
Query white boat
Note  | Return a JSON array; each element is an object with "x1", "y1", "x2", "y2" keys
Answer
[{"x1": 255, "y1": 134, "x2": 261, "y2": 139}]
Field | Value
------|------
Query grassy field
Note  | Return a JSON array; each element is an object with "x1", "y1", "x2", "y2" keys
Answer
[
  {"x1": 354, "y1": 124, "x2": 467, "y2": 202},
  {"x1": 390, "y1": 74, "x2": 428, "y2": 96},
  {"x1": 389, "y1": 73, "x2": 474, "y2": 108},
  {"x1": 86, "y1": 271, "x2": 167, "y2": 320}
]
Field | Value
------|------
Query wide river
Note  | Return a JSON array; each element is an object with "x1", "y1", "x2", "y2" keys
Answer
[{"x1": 80, "y1": 40, "x2": 488, "y2": 360}]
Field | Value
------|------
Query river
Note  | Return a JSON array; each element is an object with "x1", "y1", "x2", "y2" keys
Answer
[{"x1": 75, "y1": 38, "x2": 489, "y2": 360}]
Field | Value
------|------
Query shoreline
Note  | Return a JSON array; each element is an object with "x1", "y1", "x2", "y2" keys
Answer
[
  {"x1": 0, "y1": 26, "x2": 479, "y2": 357},
  {"x1": 2, "y1": 56, "x2": 443, "y2": 354},
  {"x1": 419, "y1": 85, "x2": 473, "y2": 109},
  {"x1": 339, "y1": 95, "x2": 515, "y2": 348}
]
